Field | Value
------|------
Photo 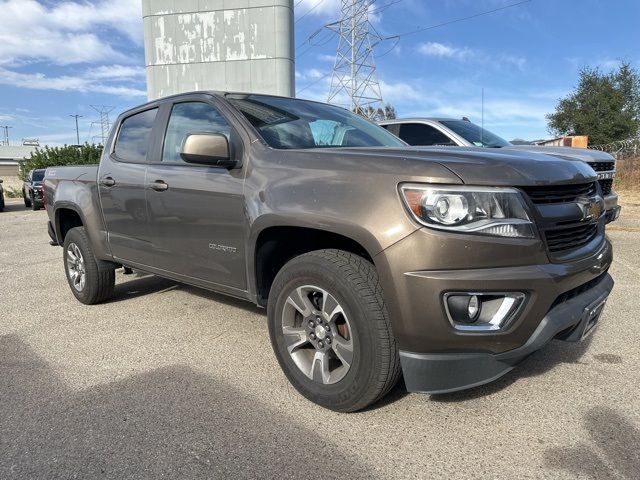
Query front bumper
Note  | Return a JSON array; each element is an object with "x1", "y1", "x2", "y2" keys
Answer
[
  {"x1": 604, "y1": 192, "x2": 620, "y2": 224},
  {"x1": 374, "y1": 226, "x2": 614, "y2": 394},
  {"x1": 400, "y1": 272, "x2": 613, "y2": 393}
]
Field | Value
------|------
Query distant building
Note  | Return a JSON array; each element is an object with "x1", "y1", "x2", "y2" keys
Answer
[
  {"x1": 0, "y1": 145, "x2": 37, "y2": 177},
  {"x1": 535, "y1": 136, "x2": 589, "y2": 148},
  {"x1": 142, "y1": 0, "x2": 295, "y2": 100}
]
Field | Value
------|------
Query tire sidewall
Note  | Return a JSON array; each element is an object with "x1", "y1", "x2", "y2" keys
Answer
[
  {"x1": 63, "y1": 227, "x2": 102, "y2": 304},
  {"x1": 268, "y1": 255, "x2": 381, "y2": 411}
]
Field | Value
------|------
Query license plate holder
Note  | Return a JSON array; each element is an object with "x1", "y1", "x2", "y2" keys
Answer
[{"x1": 580, "y1": 299, "x2": 607, "y2": 340}]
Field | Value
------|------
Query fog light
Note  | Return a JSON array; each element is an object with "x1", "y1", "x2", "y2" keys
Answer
[
  {"x1": 445, "y1": 292, "x2": 525, "y2": 332},
  {"x1": 467, "y1": 295, "x2": 480, "y2": 321}
]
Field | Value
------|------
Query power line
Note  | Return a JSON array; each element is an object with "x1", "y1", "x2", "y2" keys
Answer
[
  {"x1": 383, "y1": 0, "x2": 532, "y2": 41},
  {"x1": 296, "y1": 0, "x2": 326, "y2": 24}
]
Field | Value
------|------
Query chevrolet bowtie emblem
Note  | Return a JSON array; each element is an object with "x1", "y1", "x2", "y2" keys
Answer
[{"x1": 577, "y1": 196, "x2": 604, "y2": 221}]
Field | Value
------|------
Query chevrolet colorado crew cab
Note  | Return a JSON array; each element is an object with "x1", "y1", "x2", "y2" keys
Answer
[
  {"x1": 379, "y1": 117, "x2": 621, "y2": 223},
  {"x1": 44, "y1": 92, "x2": 614, "y2": 412}
]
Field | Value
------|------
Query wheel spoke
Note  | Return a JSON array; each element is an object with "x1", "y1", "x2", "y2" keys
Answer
[
  {"x1": 286, "y1": 287, "x2": 315, "y2": 317},
  {"x1": 332, "y1": 336, "x2": 353, "y2": 368},
  {"x1": 67, "y1": 251, "x2": 77, "y2": 263},
  {"x1": 282, "y1": 326, "x2": 309, "y2": 353},
  {"x1": 311, "y1": 351, "x2": 331, "y2": 384},
  {"x1": 321, "y1": 291, "x2": 342, "y2": 320}
]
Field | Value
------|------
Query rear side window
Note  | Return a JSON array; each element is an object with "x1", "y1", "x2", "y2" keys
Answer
[
  {"x1": 114, "y1": 108, "x2": 158, "y2": 163},
  {"x1": 398, "y1": 123, "x2": 454, "y2": 146}
]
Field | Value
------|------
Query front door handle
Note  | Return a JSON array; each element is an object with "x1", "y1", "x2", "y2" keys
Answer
[
  {"x1": 100, "y1": 176, "x2": 116, "y2": 187},
  {"x1": 149, "y1": 180, "x2": 169, "y2": 192}
]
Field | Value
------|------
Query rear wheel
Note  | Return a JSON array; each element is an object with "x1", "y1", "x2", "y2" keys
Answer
[
  {"x1": 63, "y1": 227, "x2": 115, "y2": 304},
  {"x1": 268, "y1": 249, "x2": 400, "y2": 412}
]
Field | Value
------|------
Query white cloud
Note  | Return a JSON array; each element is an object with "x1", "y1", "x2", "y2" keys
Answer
[
  {"x1": 0, "y1": 67, "x2": 146, "y2": 97},
  {"x1": 418, "y1": 42, "x2": 473, "y2": 60},
  {"x1": 0, "y1": 0, "x2": 142, "y2": 65},
  {"x1": 86, "y1": 65, "x2": 147, "y2": 81},
  {"x1": 296, "y1": 0, "x2": 342, "y2": 18}
]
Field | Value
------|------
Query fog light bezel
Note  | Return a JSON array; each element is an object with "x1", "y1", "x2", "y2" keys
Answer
[{"x1": 443, "y1": 292, "x2": 526, "y2": 332}]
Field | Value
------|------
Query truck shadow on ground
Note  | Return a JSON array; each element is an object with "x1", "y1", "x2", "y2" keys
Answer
[
  {"x1": 0, "y1": 334, "x2": 377, "y2": 480},
  {"x1": 544, "y1": 406, "x2": 640, "y2": 478}
]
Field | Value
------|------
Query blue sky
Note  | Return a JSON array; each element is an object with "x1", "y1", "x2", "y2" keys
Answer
[{"x1": 0, "y1": 0, "x2": 638, "y2": 145}]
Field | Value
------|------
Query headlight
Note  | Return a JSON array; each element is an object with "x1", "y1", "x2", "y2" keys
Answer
[{"x1": 400, "y1": 184, "x2": 535, "y2": 238}]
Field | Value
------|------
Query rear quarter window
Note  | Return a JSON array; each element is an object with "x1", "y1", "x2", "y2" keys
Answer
[{"x1": 114, "y1": 108, "x2": 158, "y2": 163}]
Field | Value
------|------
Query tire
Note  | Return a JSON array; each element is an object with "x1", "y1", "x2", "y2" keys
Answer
[
  {"x1": 63, "y1": 227, "x2": 115, "y2": 305},
  {"x1": 268, "y1": 249, "x2": 401, "y2": 412},
  {"x1": 0, "y1": 197, "x2": 4, "y2": 212},
  {"x1": 24, "y1": 190, "x2": 31, "y2": 208},
  {"x1": 31, "y1": 200, "x2": 39, "y2": 211}
]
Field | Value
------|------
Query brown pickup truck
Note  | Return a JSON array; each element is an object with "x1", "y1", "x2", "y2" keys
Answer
[{"x1": 44, "y1": 92, "x2": 614, "y2": 412}]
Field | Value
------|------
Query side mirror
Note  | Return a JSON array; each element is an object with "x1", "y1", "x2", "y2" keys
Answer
[{"x1": 180, "y1": 133, "x2": 237, "y2": 168}]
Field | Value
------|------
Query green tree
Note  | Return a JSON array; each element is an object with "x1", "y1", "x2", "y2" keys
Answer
[
  {"x1": 547, "y1": 62, "x2": 640, "y2": 145},
  {"x1": 19, "y1": 143, "x2": 103, "y2": 180}
]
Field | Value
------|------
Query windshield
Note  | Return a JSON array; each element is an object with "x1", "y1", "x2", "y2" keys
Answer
[
  {"x1": 32, "y1": 170, "x2": 45, "y2": 182},
  {"x1": 226, "y1": 94, "x2": 406, "y2": 150},
  {"x1": 440, "y1": 120, "x2": 511, "y2": 148}
]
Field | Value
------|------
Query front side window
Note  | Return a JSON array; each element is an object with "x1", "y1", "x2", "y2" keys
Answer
[
  {"x1": 114, "y1": 108, "x2": 158, "y2": 163},
  {"x1": 162, "y1": 102, "x2": 232, "y2": 163},
  {"x1": 398, "y1": 123, "x2": 455, "y2": 146},
  {"x1": 226, "y1": 94, "x2": 406, "y2": 149}
]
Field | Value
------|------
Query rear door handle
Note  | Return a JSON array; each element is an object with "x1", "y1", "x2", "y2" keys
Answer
[
  {"x1": 100, "y1": 176, "x2": 116, "y2": 187},
  {"x1": 149, "y1": 180, "x2": 169, "y2": 192}
]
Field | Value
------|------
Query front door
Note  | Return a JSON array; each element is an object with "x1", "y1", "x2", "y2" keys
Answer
[
  {"x1": 98, "y1": 107, "x2": 158, "y2": 266},
  {"x1": 145, "y1": 100, "x2": 247, "y2": 291}
]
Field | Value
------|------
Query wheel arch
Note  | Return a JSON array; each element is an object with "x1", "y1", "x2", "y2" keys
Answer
[{"x1": 251, "y1": 222, "x2": 380, "y2": 307}]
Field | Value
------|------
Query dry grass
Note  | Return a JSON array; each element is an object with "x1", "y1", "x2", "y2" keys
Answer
[{"x1": 615, "y1": 155, "x2": 640, "y2": 192}]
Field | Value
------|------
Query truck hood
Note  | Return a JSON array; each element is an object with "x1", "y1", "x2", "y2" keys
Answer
[
  {"x1": 310, "y1": 146, "x2": 597, "y2": 186},
  {"x1": 503, "y1": 145, "x2": 615, "y2": 163}
]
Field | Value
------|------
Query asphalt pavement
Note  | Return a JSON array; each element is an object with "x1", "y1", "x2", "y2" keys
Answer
[{"x1": 1, "y1": 197, "x2": 639, "y2": 479}]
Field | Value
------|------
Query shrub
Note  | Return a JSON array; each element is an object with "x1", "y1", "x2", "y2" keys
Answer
[{"x1": 19, "y1": 144, "x2": 103, "y2": 180}]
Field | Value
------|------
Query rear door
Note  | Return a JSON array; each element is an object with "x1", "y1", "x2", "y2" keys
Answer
[
  {"x1": 98, "y1": 107, "x2": 159, "y2": 266},
  {"x1": 145, "y1": 98, "x2": 247, "y2": 291}
]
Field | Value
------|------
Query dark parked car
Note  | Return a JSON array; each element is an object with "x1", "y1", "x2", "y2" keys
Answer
[
  {"x1": 23, "y1": 169, "x2": 46, "y2": 210},
  {"x1": 0, "y1": 179, "x2": 5, "y2": 212},
  {"x1": 379, "y1": 118, "x2": 621, "y2": 223},
  {"x1": 44, "y1": 92, "x2": 614, "y2": 411}
]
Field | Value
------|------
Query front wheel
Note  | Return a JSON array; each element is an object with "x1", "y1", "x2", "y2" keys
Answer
[
  {"x1": 268, "y1": 249, "x2": 401, "y2": 412},
  {"x1": 24, "y1": 190, "x2": 31, "y2": 208},
  {"x1": 63, "y1": 227, "x2": 115, "y2": 304}
]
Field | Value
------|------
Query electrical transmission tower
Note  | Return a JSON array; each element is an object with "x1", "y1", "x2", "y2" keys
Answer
[
  {"x1": 327, "y1": 0, "x2": 385, "y2": 120},
  {"x1": 90, "y1": 105, "x2": 114, "y2": 145}
]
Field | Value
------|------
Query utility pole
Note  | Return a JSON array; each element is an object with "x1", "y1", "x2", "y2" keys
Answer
[
  {"x1": 0, "y1": 125, "x2": 12, "y2": 145},
  {"x1": 326, "y1": 0, "x2": 385, "y2": 120},
  {"x1": 69, "y1": 115, "x2": 83, "y2": 145}
]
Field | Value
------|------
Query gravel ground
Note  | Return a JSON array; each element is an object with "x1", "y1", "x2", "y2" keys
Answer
[{"x1": 1, "y1": 198, "x2": 639, "y2": 479}]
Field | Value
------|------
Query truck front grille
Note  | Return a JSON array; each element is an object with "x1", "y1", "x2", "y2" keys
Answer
[
  {"x1": 598, "y1": 178, "x2": 613, "y2": 195},
  {"x1": 590, "y1": 161, "x2": 615, "y2": 172},
  {"x1": 589, "y1": 162, "x2": 615, "y2": 195},
  {"x1": 522, "y1": 182, "x2": 597, "y2": 205},
  {"x1": 521, "y1": 182, "x2": 603, "y2": 259},
  {"x1": 544, "y1": 223, "x2": 599, "y2": 252}
]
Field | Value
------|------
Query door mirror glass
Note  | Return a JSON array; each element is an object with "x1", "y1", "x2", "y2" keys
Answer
[{"x1": 181, "y1": 133, "x2": 235, "y2": 167}]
